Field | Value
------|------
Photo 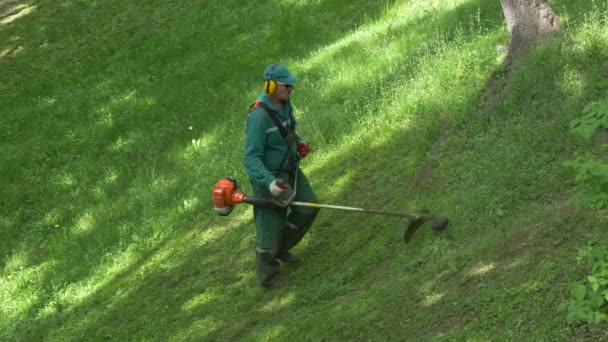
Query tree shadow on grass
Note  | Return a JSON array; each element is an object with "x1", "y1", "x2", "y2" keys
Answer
[
  {"x1": 0, "y1": 0, "x2": 394, "y2": 259},
  {"x1": 2, "y1": 0, "x2": 505, "y2": 337},
  {"x1": 241, "y1": 8, "x2": 607, "y2": 340},
  {"x1": 402, "y1": 207, "x2": 603, "y2": 340},
  {"x1": 3, "y1": 0, "x2": 607, "y2": 340},
  {"x1": 219, "y1": 6, "x2": 608, "y2": 340},
  {"x1": 0, "y1": 0, "x2": 29, "y2": 21},
  {"x1": 1, "y1": 0, "x2": 396, "y2": 337},
  {"x1": 312, "y1": 14, "x2": 608, "y2": 341},
  {"x1": 0, "y1": 0, "x2": 504, "y2": 272}
]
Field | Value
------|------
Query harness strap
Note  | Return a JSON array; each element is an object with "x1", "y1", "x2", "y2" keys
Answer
[
  {"x1": 248, "y1": 100, "x2": 293, "y2": 139},
  {"x1": 248, "y1": 100, "x2": 297, "y2": 175}
]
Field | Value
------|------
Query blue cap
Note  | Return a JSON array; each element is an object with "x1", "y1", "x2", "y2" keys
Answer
[{"x1": 262, "y1": 64, "x2": 298, "y2": 85}]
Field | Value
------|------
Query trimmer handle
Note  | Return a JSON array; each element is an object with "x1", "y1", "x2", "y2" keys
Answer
[
  {"x1": 212, "y1": 177, "x2": 290, "y2": 216},
  {"x1": 242, "y1": 197, "x2": 279, "y2": 207}
]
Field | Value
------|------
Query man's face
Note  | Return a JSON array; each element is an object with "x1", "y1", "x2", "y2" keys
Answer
[{"x1": 274, "y1": 82, "x2": 294, "y2": 101}]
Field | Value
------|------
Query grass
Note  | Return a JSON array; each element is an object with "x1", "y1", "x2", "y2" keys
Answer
[{"x1": 1, "y1": 0, "x2": 607, "y2": 340}]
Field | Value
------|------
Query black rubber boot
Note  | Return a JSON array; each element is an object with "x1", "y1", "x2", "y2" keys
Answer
[
  {"x1": 261, "y1": 273, "x2": 289, "y2": 290},
  {"x1": 256, "y1": 249, "x2": 283, "y2": 289},
  {"x1": 276, "y1": 250, "x2": 301, "y2": 264},
  {"x1": 280, "y1": 222, "x2": 312, "y2": 252}
]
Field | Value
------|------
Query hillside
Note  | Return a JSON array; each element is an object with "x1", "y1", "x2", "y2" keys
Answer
[{"x1": 1, "y1": 0, "x2": 607, "y2": 340}]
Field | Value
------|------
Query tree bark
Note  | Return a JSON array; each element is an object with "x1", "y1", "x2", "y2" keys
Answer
[
  {"x1": 481, "y1": 0, "x2": 561, "y2": 113},
  {"x1": 500, "y1": 0, "x2": 561, "y2": 66}
]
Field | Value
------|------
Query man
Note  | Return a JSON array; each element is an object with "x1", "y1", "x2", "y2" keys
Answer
[{"x1": 243, "y1": 64, "x2": 319, "y2": 290}]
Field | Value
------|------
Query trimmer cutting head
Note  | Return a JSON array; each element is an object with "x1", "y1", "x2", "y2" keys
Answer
[
  {"x1": 431, "y1": 217, "x2": 449, "y2": 232},
  {"x1": 403, "y1": 217, "x2": 426, "y2": 243},
  {"x1": 403, "y1": 215, "x2": 450, "y2": 243}
]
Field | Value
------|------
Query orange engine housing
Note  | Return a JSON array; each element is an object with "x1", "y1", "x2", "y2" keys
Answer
[{"x1": 212, "y1": 178, "x2": 245, "y2": 216}]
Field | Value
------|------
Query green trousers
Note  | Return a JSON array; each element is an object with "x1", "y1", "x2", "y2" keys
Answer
[{"x1": 251, "y1": 168, "x2": 319, "y2": 287}]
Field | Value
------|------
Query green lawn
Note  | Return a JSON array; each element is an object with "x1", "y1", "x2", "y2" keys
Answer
[{"x1": 1, "y1": 0, "x2": 607, "y2": 340}]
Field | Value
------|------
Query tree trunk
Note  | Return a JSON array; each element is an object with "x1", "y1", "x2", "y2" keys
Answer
[
  {"x1": 481, "y1": 0, "x2": 561, "y2": 114},
  {"x1": 500, "y1": 0, "x2": 561, "y2": 66}
]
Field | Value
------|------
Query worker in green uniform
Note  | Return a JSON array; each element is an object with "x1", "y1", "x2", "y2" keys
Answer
[{"x1": 244, "y1": 64, "x2": 319, "y2": 290}]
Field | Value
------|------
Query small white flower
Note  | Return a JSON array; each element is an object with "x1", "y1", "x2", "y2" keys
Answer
[{"x1": 188, "y1": 126, "x2": 193, "y2": 130}]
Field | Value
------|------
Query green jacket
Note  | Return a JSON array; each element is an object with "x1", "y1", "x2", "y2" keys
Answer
[{"x1": 244, "y1": 93, "x2": 301, "y2": 188}]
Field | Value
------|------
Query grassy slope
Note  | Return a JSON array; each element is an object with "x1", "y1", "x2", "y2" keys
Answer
[{"x1": 1, "y1": 0, "x2": 607, "y2": 340}]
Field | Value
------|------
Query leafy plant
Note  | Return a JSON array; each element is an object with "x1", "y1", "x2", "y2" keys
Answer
[
  {"x1": 564, "y1": 99, "x2": 608, "y2": 208},
  {"x1": 563, "y1": 156, "x2": 608, "y2": 208},
  {"x1": 569, "y1": 100, "x2": 608, "y2": 140},
  {"x1": 562, "y1": 246, "x2": 608, "y2": 324}
]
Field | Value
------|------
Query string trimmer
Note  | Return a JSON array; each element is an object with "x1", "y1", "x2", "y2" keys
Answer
[{"x1": 212, "y1": 178, "x2": 449, "y2": 243}]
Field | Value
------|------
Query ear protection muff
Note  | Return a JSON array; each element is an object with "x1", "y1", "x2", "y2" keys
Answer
[
  {"x1": 263, "y1": 64, "x2": 278, "y2": 95},
  {"x1": 263, "y1": 79, "x2": 277, "y2": 95}
]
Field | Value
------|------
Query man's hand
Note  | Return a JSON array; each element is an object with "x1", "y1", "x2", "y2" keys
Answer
[
  {"x1": 297, "y1": 141, "x2": 311, "y2": 158},
  {"x1": 269, "y1": 179, "x2": 287, "y2": 197}
]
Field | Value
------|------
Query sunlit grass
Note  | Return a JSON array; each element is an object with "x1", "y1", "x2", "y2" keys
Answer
[
  {"x1": 466, "y1": 262, "x2": 496, "y2": 277},
  {"x1": 423, "y1": 292, "x2": 446, "y2": 307},
  {"x1": 1, "y1": 0, "x2": 607, "y2": 340},
  {"x1": 182, "y1": 290, "x2": 218, "y2": 312},
  {"x1": 0, "y1": 4, "x2": 36, "y2": 26}
]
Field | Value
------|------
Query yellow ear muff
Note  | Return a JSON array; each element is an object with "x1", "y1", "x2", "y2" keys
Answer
[{"x1": 263, "y1": 79, "x2": 277, "y2": 95}]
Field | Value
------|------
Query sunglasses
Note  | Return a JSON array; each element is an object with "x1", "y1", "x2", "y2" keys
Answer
[{"x1": 277, "y1": 82, "x2": 294, "y2": 90}]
